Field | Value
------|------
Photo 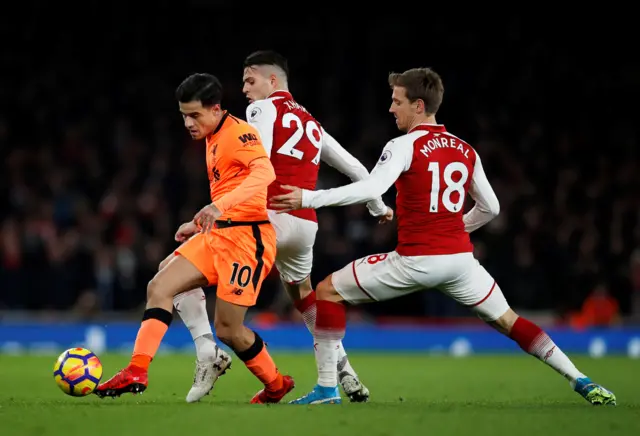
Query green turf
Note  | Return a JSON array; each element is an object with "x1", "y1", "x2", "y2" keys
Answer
[{"x1": 0, "y1": 353, "x2": 637, "y2": 436}]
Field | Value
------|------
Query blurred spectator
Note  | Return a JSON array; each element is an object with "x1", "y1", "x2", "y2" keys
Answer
[
  {"x1": 568, "y1": 283, "x2": 621, "y2": 330},
  {"x1": 629, "y1": 251, "x2": 640, "y2": 318}
]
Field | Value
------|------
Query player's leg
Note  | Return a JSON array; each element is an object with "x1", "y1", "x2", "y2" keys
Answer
[
  {"x1": 95, "y1": 236, "x2": 214, "y2": 398},
  {"x1": 291, "y1": 252, "x2": 421, "y2": 405},
  {"x1": 489, "y1": 307, "x2": 615, "y2": 405},
  {"x1": 213, "y1": 298, "x2": 293, "y2": 404},
  {"x1": 283, "y1": 277, "x2": 369, "y2": 402},
  {"x1": 213, "y1": 222, "x2": 294, "y2": 404},
  {"x1": 288, "y1": 273, "x2": 347, "y2": 404},
  {"x1": 270, "y1": 210, "x2": 368, "y2": 402},
  {"x1": 160, "y1": 248, "x2": 231, "y2": 403},
  {"x1": 174, "y1": 287, "x2": 232, "y2": 403},
  {"x1": 161, "y1": 251, "x2": 217, "y2": 363},
  {"x1": 443, "y1": 254, "x2": 616, "y2": 406},
  {"x1": 161, "y1": 251, "x2": 218, "y2": 363}
]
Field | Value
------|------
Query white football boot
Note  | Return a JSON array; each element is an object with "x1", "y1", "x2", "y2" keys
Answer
[
  {"x1": 337, "y1": 355, "x2": 370, "y2": 402},
  {"x1": 186, "y1": 346, "x2": 232, "y2": 403}
]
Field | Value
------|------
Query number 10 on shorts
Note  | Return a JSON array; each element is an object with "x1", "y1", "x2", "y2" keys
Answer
[{"x1": 230, "y1": 262, "x2": 253, "y2": 287}]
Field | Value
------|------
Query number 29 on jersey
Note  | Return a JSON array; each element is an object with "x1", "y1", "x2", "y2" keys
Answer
[{"x1": 277, "y1": 113, "x2": 322, "y2": 164}]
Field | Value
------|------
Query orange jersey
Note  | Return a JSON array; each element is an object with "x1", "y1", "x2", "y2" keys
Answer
[{"x1": 206, "y1": 112, "x2": 272, "y2": 221}]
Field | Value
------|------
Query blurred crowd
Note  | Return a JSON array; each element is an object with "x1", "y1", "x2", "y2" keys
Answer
[{"x1": 1, "y1": 10, "x2": 638, "y2": 324}]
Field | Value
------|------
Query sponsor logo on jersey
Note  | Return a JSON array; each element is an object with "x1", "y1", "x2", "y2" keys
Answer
[{"x1": 238, "y1": 132, "x2": 259, "y2": 146}]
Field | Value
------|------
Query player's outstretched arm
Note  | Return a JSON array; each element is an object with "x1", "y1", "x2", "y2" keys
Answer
[
  {"x1": 270, "y1": 139, "x2": 411, "y2": 212},
  {"x1": 463, "y1": 154, "x2": 500, "y2": 233},
  {"x1": 320, "y1": 129, "x2": 388, "y2": 217}
]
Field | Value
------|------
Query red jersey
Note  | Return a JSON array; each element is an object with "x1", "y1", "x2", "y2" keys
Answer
[
  {"x1": 303, "y1": 124, "x2": 500, "y2": 256},
  {"x1": 394, "y1": 124, "x2": 476, "y2": 256},
  {"x1": 246, "y1": 91, "x2": 323, "y2": 222}
]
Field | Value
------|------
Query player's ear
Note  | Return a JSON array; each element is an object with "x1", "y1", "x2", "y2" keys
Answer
[{"x1": 414, "y1": 99, "x2": 425, "y2": 114}]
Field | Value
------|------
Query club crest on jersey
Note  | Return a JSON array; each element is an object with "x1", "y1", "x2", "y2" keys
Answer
[
  {"x1": 211, "y1": 167, "x2": 220, "y2": 182},
  {"x1": 378, "y1": 150, "x2": 392, "y2": 164}
]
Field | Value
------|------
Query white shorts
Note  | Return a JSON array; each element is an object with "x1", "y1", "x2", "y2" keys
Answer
[
  {"x1": 268, "y1": 210, "x2": 318, "y2": 284},
  {"x1": 331, "y1": 251, "x2": 509, "y2": 321}
]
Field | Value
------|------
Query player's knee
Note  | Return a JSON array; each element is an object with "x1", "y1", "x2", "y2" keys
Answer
[
  {"x1": 490, "y1": 308, "x2": 519, "y2": 335},
  {"x1": 146, "y1": 274, "x2": 171, "y2": 304},
  {"x1": 283, "y1": 277, "x2": 313, "y2": 302},
  {"x1": 146, "y1": 277, "x2": 160, "y2": 303},
  {"x1": 316, "y1": 275, "x2": 339, "y2": 301},
  {"x1": 213, "y1": 319, "x2": 242, "y2": 347},
  {"x1": 158, "y1": 254, "x2": 173, "y2": 272},
  {"x1": 297, "y1": 277, "x2": 314, "y2": 298}
]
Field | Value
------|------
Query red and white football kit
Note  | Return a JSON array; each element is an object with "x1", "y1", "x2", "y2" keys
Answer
[
  {"x1": 302, "y1": 124, "x2": 508, "y2": 321},
  {"x1": 247, "y1": 90, "x2": 387, "y2": 284}
]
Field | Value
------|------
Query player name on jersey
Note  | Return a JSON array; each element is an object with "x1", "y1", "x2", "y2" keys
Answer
[
  {"x1": 420, "y1": 135, "x2": 470, "y2": 159},
  {"x1": 282, "y1": 99, "x2": 309, "y2": 113}
]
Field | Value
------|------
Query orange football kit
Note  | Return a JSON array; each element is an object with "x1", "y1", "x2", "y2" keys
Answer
[
  {"x1": 96, "y1": 109, "x2": 293, "y2": 403},
  {"x1": 177, "y1": 111, "x2": 277, "y2": 306}
]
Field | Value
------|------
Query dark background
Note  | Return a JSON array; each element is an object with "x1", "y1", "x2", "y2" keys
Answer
[{"x1": 1, "y1": 8, "x2": 638, "y2": 325}]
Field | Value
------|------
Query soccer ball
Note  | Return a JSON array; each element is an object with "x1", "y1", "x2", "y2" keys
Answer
[{"x1": 53, "y1": 347, "x2": 103, "y2": 396}]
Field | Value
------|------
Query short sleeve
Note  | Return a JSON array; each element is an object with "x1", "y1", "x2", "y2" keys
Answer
[{"x1": 232, "y1": 125, "x2": 269, "y2": 167}]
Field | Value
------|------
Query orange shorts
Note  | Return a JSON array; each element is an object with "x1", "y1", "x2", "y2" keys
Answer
[{"x1": 176, "y1": 220, "x2": 276, "y2": 307}]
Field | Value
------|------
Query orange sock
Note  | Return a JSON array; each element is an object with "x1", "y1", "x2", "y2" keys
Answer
[
  {"x1": 130, "y1": 311, "x2": 171, "y2": 370},
  {"x1": 245, "y1": 346, "x2": 283, "y2": 391}
]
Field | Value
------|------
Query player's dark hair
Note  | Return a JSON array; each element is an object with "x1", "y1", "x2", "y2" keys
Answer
[
  {"x1": 175, "y1": 73, "x2": 223, "y2": 107},
  {"x1": 388, "y1": 68, "x2": 444, "y2": 114},
  {"x1": 243, "y1": 50, "x2": 289, "y2": 79}
]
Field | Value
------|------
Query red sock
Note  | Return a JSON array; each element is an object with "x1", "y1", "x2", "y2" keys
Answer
[
  {"x1": 315, "y1": 300, "x2": 346, "y2": 340},
  {"x1": 508, "y1": 316, "x2": 585, "y2": 380},
  {"x1": 294, "y1": 291, "x2": 317, "y2": 334},
  {"x1": 509, "y1": 317, "x2": 552, "y2": 358},
  {"x1": 314, "y1": 300, "x2": 346, "y2": 387}
]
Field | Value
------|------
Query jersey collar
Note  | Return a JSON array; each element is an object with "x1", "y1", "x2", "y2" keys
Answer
[
  {"x1": 268, "y1": 90, "x2": 292, "y2": 99},
  {"x1": 211, "y1": 111, "x2": 230, "y2": 136},
  {"x1": 206, "y1": 111, "x2": 231, "y2": 141},
  {"x1": 409, "y1": 123, "x2": 446, "y2": 133}
]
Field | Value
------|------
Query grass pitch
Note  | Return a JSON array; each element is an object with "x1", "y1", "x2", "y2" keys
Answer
[{"x1": 0, "y1": 353, "x2": 637, "y2": 436}]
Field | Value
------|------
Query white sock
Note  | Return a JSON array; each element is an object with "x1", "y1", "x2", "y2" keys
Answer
[
  {"x1": 315, "y1": 339, "x2": 341, "y2": 387},
  {"x1": 195, "y1": 334, "x2": 217, "y2": 361},
  {"x1": 512, "y1": 318, "x2": 586, "y2": 387},
  {"x1": 174, "y1": 288, "x2": 217, "y2": 361},
  {"x1": 541, "y1": 344, "x2": 587, "y2": 388},
  {"x1": 337, "y1": 353, "x2": 356, "y2": 376},
  {"x1": 298, "y1": 297, "x2": 352, "y2": 372}
]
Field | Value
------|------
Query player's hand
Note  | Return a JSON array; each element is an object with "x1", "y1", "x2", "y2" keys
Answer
[
  {"x1": 269, "y1": 185, "x2": 303, "y2": 213},
  {"x1": 174, "y1": 221, "x2": 198, "y2": 242},
  {"x1": 193, "y1": 203, "x2": 222, "y2": 233},
  {"x1": 378, "y1": 207, "x2": 394, "y2": 224}
]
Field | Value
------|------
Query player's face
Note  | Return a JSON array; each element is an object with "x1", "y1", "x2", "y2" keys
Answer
[
  {"x1": 389, "y1": 86, "x2": 417, "y2": 132},
  {"x1": 179, "y1": 101, "x2": 221, "y2": 140},
  {"x1": 242, "y1": 67, "x2": 273, "y2": 103}
]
